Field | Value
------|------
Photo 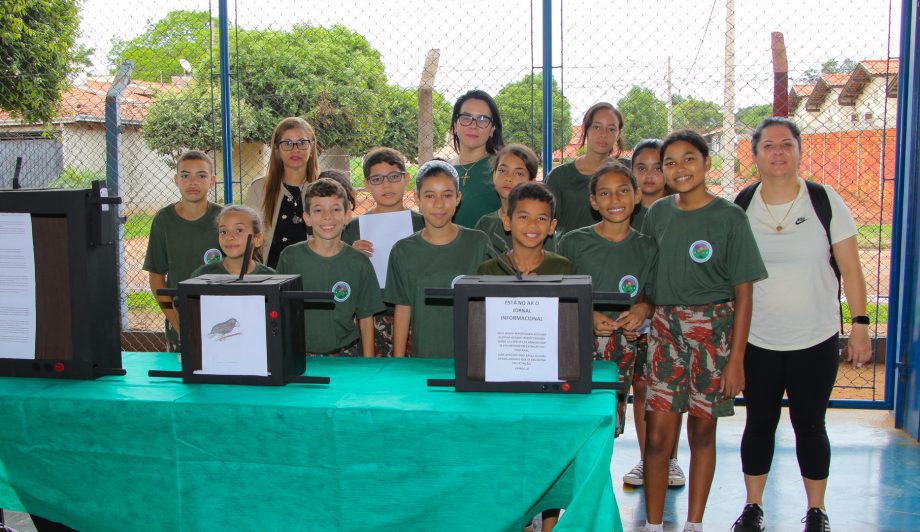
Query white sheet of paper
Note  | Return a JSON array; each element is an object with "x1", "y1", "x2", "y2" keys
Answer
[
  {"x1": 198, "y1": 295, "x2": 269, "y2": 376},
  {"x1": 0, "y1": 213, "x2": 37, "y2": 360},
  {"x1": 358, "y1": 210, "x2": 414, "y2": 288},
  {"x1": 485, "y1": 297, "x2": 560, "y2": 382}
]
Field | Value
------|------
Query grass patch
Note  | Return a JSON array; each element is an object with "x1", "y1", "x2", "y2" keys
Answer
[
  {"x1": 842, "y1": 301, "x2": 888, "y2": 325},
  {"x1": 50, "y1": 168, "x2": 105, "y2": 189},
  {"x1": 856, "y1": 224, "x2": 892, "y2": 250},
  {"x1": 127, "y1": 291, "x2": 160, "y2": 312},
  {"x1": 124, "y1": 212, "x2": 155, "y2": 239}
]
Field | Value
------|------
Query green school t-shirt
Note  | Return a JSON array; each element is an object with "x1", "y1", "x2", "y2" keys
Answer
[
  {"x1": 190, "y1": 261, "x2": 276, "y2": 277},
  {"x1": 143, "y1": 202, "x2": 222, "y2": 289},
  {"x1": 546, "y1": 162, "x2": 599, "y2": 236},
  {"x1": 641, "y1": 196, "x2": 767, "y2": 306},
  {"x1": 557, "y1": 226, "x2": 658, "y2": 316},
  {"x1": 477, "y1": 251, "x2": 574, "y2": 276},
  {"x1": 276, "y1": 242, "x2": 386, "y2": 354},
  {"x1": 341, "y1": 210, "x2": 426, "y2": 245},
  {"x1": 630, "y1": 203, "x2": 648, "y2": 231},
  {"x1": 474, "y1": 209, "x2": 560, "y2": 253},
  {"x1": 384, "y1": 227, "x2": 491, "y2": 358},
  {"x1": 454, "y1": 157, "x2": 500, "y2": 228}
]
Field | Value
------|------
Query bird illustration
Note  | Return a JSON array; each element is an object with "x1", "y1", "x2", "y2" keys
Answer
[{"x1": 208, "y1": 318, "x2": 240, "y2": 341}]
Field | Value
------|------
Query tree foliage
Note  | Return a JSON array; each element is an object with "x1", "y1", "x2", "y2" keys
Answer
[
  {"x1": 378, "y1": 85, "x2": 452, "y2": 161},
  {"x1": 673, "y1": 96, "x2": 723, "y2": 133},
  {"x1": 142, "y1": 82, "x2": 267, "y2": 164},
  {"x1": 735, "y1": 104, "x2": 772, "y2": 133},
  {"x1": 108, "y1": 10, "x2": 214, "y2": 82},
  {"x1": 617, "y1": 86, "x2": 668, "y2": 148},
  {"x1": 801, "y1": 58, "x2": 858, "y2": 83},
  {"x1": 495, "y1": 73, "x2": 573, "y2": 153},
  {"x1": 0, "y1": 0, "x2": 85, "y2": 123}
]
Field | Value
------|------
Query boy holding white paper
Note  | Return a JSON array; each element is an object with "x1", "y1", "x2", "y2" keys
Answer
[
  {"x1": 276, "y1": 178, "x2": 385, "y2": 357},
  {"x1": 342, "y1": 147, "x2": 425, "y2": 356}
]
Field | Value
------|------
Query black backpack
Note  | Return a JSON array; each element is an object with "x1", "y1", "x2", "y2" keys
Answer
[{"x1": 734, "y1": 180, "x2": 843, "y2": 333}]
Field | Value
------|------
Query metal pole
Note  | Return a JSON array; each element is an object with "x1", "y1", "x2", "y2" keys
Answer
[
  {"x1": 218, "y1": 0, "x2": 234, "y2": 204},
  {"x1": 105, "y1": 60, "x2": 133, "y2": 336},
  {"x1": 719, "y1": 0, "x2": 737, "y2": 196},
  {"x1": 541, "y1": 0, "x2": 553, "y2": 171}
]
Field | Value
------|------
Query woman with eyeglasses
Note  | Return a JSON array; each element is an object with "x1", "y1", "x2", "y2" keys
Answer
[
  {"x1": 450, "y1": 89, "x2": 505, "y2": 227},
  {"x1": 546, "y1": 102, "x2": 626, "y2": 236},
  {"x1": 244, "y1": 116, "x2": 321, "y2": 268}
]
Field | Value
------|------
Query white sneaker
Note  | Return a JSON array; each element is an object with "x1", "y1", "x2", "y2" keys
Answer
[
  {"x1": 668, "y1": 458, "x2": 686, "y2": 487},
  {"x1": 682, "y1": 523, "x2": 703, "y2": 532},
  {"x1": 623, "y1": 460, "x2": 644, "y2": 486}
]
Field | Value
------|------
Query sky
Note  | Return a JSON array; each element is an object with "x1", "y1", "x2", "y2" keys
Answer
[{"x1": 77, "y1": 0, "x2": 903, "y2": 118}]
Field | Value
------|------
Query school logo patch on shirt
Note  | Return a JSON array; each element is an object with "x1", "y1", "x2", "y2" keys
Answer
[
  {"x1": 332, "y1": 281, "x2": 351, "y2": 303},
  {"x1": 203, "y1": 248, "x2": 223, "y2": 264},
  {"x1": 689, "y1": 240, "x2": 713, "y2": 263},
  {"x1": 618, "y1": 275, "x2": 639, "y2": 297}
]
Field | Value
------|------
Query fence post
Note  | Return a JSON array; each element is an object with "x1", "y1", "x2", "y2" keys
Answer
[
  {"x1": 218, "y1": 0, "x2": 234, "y2": 204},
  {"x1": 105, "y1": 60, "x2": 133, "y2": 335},
  {"x1": 541, "y1": 0, "x2": 553, "y2": 171},
  {"x1": 418, "y1": 49, "x2": 440, "y2": 165}
]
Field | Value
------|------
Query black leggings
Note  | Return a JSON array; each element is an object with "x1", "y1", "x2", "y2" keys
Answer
[{"x1": 740, "y1": 334, "x2": 839, "y2": 480}]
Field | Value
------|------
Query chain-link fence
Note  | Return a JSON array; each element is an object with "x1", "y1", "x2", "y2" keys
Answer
[{"x1": 0, "y1": 0, "x2": 900, "y2": 401}]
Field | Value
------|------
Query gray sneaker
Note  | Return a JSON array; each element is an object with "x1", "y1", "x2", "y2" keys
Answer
[
  {"x1": 668, "y1": 458, "x2": 686, "y2": 487},
  {"x1": 622, "y1": 460, "x2": 644, "y2": 486}
]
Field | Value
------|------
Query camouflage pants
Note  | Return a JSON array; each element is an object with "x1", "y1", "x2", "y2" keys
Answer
[
  {"x1": 595, "y1": 330, "x2": 637, "y2": 437},
  {"x1": 370, "y1": 313, "x2": 412, "y2": 357},
  {"x1": 645, "y1": 302, "x2": 735, "y2": 419}
]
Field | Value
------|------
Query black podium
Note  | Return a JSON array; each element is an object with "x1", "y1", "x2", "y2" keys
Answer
[
  {"x1": 427, "y1": 275, "x2": 629, "y2": 393},
  {"x1": 0, "y1": 182, "x2": 124, "y2": 379},
  {"x1": 149, "y1": 274, "x2": 332, "y2": 386}
]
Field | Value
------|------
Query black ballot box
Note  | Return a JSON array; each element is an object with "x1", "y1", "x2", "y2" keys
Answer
[
  {"x1": 149, "y1": 274, "x2": 330, "y2": 386},
  {"x1": 0, "y1": 182, "x2": 123, "y2": 379},
  {"x1": 427, "y1": 275, "x2": 627, "y2": 393}
]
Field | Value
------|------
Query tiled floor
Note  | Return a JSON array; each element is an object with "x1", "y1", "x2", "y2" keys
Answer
[
  {"x1": 612, "y1": 407, "x2": 920, "y2": 531},
  {"x1": 3, "y1": 408, "x2": 918, "y2": 531}
]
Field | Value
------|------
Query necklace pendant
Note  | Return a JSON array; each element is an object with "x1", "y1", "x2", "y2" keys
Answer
[{"x1": 776, "y1": 225, "x2": 783, "y2": 232}]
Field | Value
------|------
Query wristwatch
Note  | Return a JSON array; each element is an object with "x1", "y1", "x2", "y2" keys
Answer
[{"x1": 851, "y1": 315, "x2": 870, "y2": 325}]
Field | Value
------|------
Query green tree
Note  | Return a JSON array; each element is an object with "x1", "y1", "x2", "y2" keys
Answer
[
  {"x1": 108, "y1": 10, "x2": 214, "y2": 83},
  {"x1": 495, "y1": 73, "x2": 573, "y2": 153},
  {"x1": 379, "y1": 85, "x2": 452, "y2": 161},
  {"x1": 0, "y1": 0, "x2": 84, "y2": 123},
  {"x1": 616, "y1": 86, "x2": 667, "y2": 148},
  {"x1": 735, "y1": 104, "x2": 772, "y2": 133},
  {"x1": 673, "y1": 96, "x2": 723, "y2": 133},
  {"x1": 142, "y1": 81, "x2": 266, "y2": 164},
  {"x1": 801, "y1": 58, "x2": 858, "y2": 83}
]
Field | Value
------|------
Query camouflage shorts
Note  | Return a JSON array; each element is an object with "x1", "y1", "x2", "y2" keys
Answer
[
  {"x1": 594, "y1": 330, "x2": 637, "y2": 391},
  {"x1": 164, "y1": 319, "x2": 180, "y2": 353},
  {"x1": 371, "y1": 313, "x2": 412, "y2": 357},
  {"x1": 632, "y1": 333, "x2": 649, "y2": 382},
  {"x1": 645, "y1": 301, "x2": 735, "y2": 419}
]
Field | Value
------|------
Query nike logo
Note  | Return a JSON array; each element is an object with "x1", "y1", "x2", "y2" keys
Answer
[{"x1": 795, "y1": 217, "x2": 807, "y2": 225}]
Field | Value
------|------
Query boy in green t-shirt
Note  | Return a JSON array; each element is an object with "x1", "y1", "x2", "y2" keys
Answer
[
  {"x1": 474, "y1": 143, "x2": 559, "y2": 253},
  {"x1": 276, "y1": 178, "x2": 385, "y2": 356},
  {"x1": 639, "y1": 131, "x2": 767, "y2": 532},
  {"x1": 342, "y1": 147, "x2": 424, "y2": 356},
  {"x1": 478, "y1": 182, "x2": 573, "y2": 276},
  {"x1": 143, "y1": 150, "x2": 222, "y2": 352},
  {"x1": 384, "y1": 160, "x2": 491, "y2": 358}
]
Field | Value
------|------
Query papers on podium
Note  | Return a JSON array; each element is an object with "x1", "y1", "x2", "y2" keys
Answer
[
  {"x1": 0, "y1": 213, "x2": 36, "y2": 360},
  {"x1": 485, "y1": 297, "x2": 560, "y2": 382},
  {"x1": 198, "y1": 295, "x2": 269, "y2": 376}
]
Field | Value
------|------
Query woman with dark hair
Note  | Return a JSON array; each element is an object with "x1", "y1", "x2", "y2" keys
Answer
[
  {"x1": 450, "y1": 89, "x2": 504, "y2": 227},
  {"x1": 546, "y1": 102, "x2": 626, "y2": 236},
  {"x1": 731, "y1": 117, "x2": 871, "y2": 532},
  {"x1": 244, "y1": 117, "x2": 320, "y2": 268}
]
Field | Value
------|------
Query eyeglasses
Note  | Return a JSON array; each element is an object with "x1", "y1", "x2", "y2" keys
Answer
[
  {"x1": 278, "y1": 139, "x2": 313, "y2": 151},
  {"x1": 367, "y1": 171, "x2": 406, "y2": 185},
  {"x1": 457, "y1": 113, "x2": 493, "y2": 129}
]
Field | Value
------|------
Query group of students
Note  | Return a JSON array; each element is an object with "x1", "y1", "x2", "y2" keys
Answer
[{"x1": 144, "y1": 89, "x2": 871, "y2": 532}]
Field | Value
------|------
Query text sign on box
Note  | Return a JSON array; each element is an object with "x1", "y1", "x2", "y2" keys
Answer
[{"x1": 484, "y1": 297, "x2": 560, "y2": 382}]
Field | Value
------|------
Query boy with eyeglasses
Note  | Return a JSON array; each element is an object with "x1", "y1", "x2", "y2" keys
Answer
[
  {"x1": 342, "y1": 147, "x2": 425, "y2": 356},
  {"x1": 144, "y1": 150, "x2": 222, "y2": 352}
]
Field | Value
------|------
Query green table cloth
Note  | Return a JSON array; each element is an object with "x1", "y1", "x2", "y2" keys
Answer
[{"x1": 0, "y1": 353, "x2": 622, "y2": 531}]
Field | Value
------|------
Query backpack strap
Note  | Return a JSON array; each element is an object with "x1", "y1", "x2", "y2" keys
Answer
[{"x1": 804, "y1": 181, "x2": 843, "y2": 333}]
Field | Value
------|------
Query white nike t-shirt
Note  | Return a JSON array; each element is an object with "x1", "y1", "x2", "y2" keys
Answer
[{"x1": 745, "y1": 178, "x2": 858, "y2": 351}]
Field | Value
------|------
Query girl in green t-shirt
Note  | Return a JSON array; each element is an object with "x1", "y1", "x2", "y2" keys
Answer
[
  {"x1": 191, "y1": 205, "x2": 275, "y2": 277},
  {"x1": 473, "y1": 143, "x2": 540, "y2": 252}
]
